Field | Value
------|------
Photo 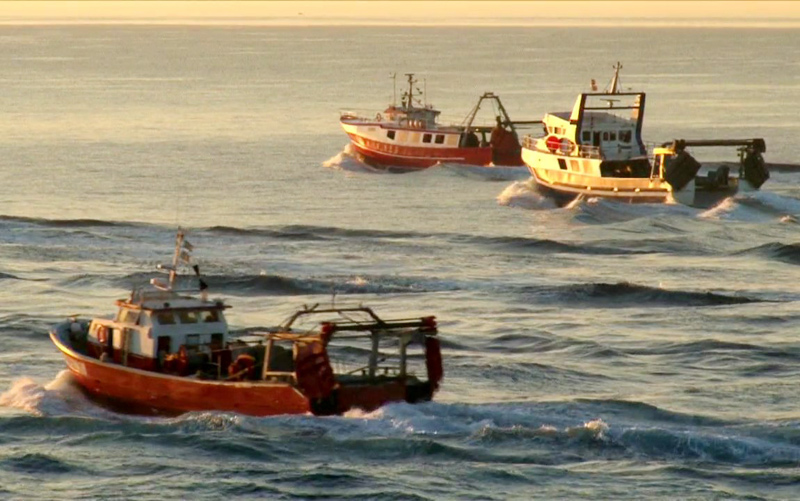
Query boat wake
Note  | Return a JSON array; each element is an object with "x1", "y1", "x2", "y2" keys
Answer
[
  {"x1": 570, "y1": 197, "x2": 699, "y2": 224},
  {"x1": 700, "y1": 191, "x2": 800, "y2": 222},
  {"x1": 496, "y1": 180, "x2": 558, "y2": 209},
  {"x1": 439, "y1": 163, "x2": 529, "y2": 182},
  {"x1": 4, "y1": 376, "x2": 800, "y2": 472}
]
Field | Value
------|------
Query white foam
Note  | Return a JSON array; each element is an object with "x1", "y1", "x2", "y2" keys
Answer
[
  {"x1": 0, "y1": 370, "x2": 117, "y2": 419},
  {"x1": 496, "y1": 180, "x2": 557, "y2": 210},
  {"x1": 346, "y1": 276, "x2": 369, "y2": 287},
  {"x1": 322, "y1": 144, "x2": 383, "y2": 174},
  {"x1": 699, "y1": 191, "x2": 800, "y2": 222}
]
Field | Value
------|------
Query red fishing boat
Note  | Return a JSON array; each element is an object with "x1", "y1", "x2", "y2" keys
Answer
[
  {"x1": 340, "y1": 73, "x2": 526, "y2": 171},
  {"x1": 50, "y1": 231, "x2": 442, "y2": 417}
]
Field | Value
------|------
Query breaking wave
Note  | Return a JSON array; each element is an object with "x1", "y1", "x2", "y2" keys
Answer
[
  {"x1": 117, "y1": 272, "x2": 460, "y2": 296},
  {"x1": 0, "y1": 214, "x2": 127, "y2": 228},
  {"x1": 514, "y1": 281, "x2": 761, "y2": 307},
  {"x1": 496, "y1": 180, "x2": 558, "y2": 209},
  {"x1": 204, "y1": 224, "x2": 422, "y2": 240},
  {"x1": 733, "y1": 242, "x2": 800, "y2": 266}
]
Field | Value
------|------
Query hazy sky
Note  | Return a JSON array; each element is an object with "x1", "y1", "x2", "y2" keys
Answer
[{"x1": 1, "y1": 1, "x2": 798, "y2": 23}]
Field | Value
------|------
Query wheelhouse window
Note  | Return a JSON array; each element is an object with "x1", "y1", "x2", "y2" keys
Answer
[
  {"x1": 582, "y1": 131, "x2": 591, "y2": 142},
  {"x1": 422, "y1": 133, "x2": 432, "y2": 143},
  {"x1": 620, "y1": 131, "x2": 632, "y2": 143},
  {"x1": 177, "y1": 311, "x2": 198, "y2": 324},
  {"x1": 118, "y1": 309, "x2": 140, "y2": 325},
  {"x1": 435, "y1": 135, "x2": 445, "y2": 144},
  {"x1": 201, "y1": 310, "x2": 220, "y2": 323},
  {"x1": 387, "y1": 130, "x2": 396, "y2": 140},
  {"x1": 610, "y1": 132, "x2": 617, "y2": 141},
  {"x1": 156, "y1": 312, "x2": 176, "y2": 325},
  {"x1": 602, "y1": 132, "x2": 609, "y2": 141},
  {"x1": 186, "y1": 334, "x2": 200, "y2": 346}
]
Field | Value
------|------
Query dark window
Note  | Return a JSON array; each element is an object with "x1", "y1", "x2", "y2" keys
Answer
[
  {"x1": 582, "y1": 131, "x2": 591, "y2": 141},
  {"x1": 610, "y1": 132, "x2": 617, "y2": 141},
  {"x1": 558, "y1": 158, "x2": 568, "y2": 171},
  {"x1": 422, "y1": 133, "x2": 432, "y2": 143},
  {"x1": 621, "y1": 131, "x2": 632, "y2": 143},
  {"x1": 435, "y1": 134, "x2": 445, "y2": 144},
  {"x1": 186, "y1": 334, "x2": 200, "y2": 346},
  {"x1": 157, "y1": 336, "x2": 171, "y2": 353},
  {"x1": 602, "y1": 132, "x2": 609, "y2": 141},
  {"x1": 387, "y1": 130, "x2": 396, "y2": 140},
  {"x1": 178, "y1": 311, "x2": 198, "y2": 324},
  {"x1": 201, "y1": 310, "x2": 220, "y2": 323},
  {"x1": 211, "y1": 333, "x2": 224, "y2": 350},
  {"x1": 156, "y1": 312, "x2": 175, "y2": 325}
]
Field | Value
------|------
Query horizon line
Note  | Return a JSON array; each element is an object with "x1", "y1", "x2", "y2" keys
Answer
[{"x1": 1, "y1": 18, "x2": 799, "y2": 29}]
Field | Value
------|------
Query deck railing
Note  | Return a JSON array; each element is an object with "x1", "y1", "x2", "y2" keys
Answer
[{"x1": 522, "y1": 135, "x2": 603, "y2": 159}]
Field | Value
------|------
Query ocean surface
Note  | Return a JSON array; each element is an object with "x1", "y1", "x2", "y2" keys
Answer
[{"x1": 1, "y1": 24, "x2": 800, "y2": 500}]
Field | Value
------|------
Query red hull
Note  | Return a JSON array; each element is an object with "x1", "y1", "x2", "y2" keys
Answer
[
  {"x1": 51, "y1": 329, "x2": 435, "y2": 417},
  {"x1": 346, "y1": 133, "x2": 522, "y2": 170}
]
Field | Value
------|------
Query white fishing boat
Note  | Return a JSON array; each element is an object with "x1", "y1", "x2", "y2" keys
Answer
[{"x1": 521, "y1": 63, "x2": 769, "y2": 208}]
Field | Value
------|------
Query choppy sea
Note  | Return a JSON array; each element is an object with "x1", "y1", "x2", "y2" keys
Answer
[{"x1": 1, "y1": 24, "x2": 800, "y2": 500}]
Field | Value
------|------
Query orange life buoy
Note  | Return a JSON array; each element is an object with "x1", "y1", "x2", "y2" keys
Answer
[
  {"x1": 228, "y1": 354, "x2": 256, "y2": 381},
  {"x1": 97, "y1": 326, "x2": 107, "y2": 344}
]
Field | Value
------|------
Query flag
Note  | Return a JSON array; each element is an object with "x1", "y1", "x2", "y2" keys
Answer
[
  {"x1": 199, "y1": 279, "x2": 209, "y2": 291},
  {"x1": 182, "y1": 240, "x2": 194, "y2": 252},
  {"x1": 192, "y1": 264, "x2": 200, "y2": 276}
]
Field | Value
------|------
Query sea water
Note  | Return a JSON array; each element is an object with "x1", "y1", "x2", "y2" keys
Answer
[{"x1": 1, "y1": 25, "x2": 799, "y2": 500}]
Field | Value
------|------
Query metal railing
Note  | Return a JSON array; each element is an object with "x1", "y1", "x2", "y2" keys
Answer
[
  {"x1": 522, "y1": 135, "x2": 603, "y2": 159},
  {"x1": 339, "y1": 110, "x2": 380, "y2": 122}
]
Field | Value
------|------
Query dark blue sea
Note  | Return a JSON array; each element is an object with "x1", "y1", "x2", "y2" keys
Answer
[{"x1": 1, "y1": 24, "x2": 800, "y2": 500}]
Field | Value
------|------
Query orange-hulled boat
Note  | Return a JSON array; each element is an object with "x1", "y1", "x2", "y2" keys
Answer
[
  {"x1": 339, "y1": 73, "x2": 526, "y2": 171},
  {"x1": 50, "y1": 231, "x2": 442, "y2": 417}
]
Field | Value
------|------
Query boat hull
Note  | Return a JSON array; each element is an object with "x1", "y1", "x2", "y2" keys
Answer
[
  {"x1": 524, "y1": 149, "x2": 740, "y2": 208},
  {"x1": 51, "y1": 326, "x2": 434, "y2": 417},
  {"x1": 341, "y1": 120, "x2": 522, "y2": 171}
]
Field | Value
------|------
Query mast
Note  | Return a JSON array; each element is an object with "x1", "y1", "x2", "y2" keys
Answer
[
  {"x1": 391, "y1": 72, "x2": 397, "y2": 107},
  {"x1": 168, "y1": 229, "x2": 184, "y2": 290},
  {"x1": 609, "y1": 61, "x2": 622, "y2": 94},
  {"x1": 404, "y1": 73, "x2": 415, "y2": 109}
]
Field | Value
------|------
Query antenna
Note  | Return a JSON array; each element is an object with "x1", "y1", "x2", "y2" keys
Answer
[{"x1": 390, "y1": 72, "x2": 397, "y2": 106}]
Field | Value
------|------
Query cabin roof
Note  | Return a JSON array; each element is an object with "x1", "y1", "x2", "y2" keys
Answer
[{"x1": 117, "y1": 288, "x2": 229, "y2": 312}]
